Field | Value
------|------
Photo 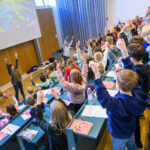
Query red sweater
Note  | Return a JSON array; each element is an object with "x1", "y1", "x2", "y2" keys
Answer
[{"x1": 65, "y1": 65, "x2": 81, "y2": 81}]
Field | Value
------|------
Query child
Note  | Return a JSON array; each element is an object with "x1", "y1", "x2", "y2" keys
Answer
[
  {"x1": 142, "y1": 25, "x2": 150, "y2": 65},
  {"x1": 26, "y1": 94, "x2": 44, "y2": 119},
  {"x1": 106, "y1": 36, "x2": 120, "y2": 66},
  {"x1": 89, "y1": 39, "x2": 149, "y2": 150},
  {"x1": 32, "y1": 91, "x2": 72, "y2": 150},
  {"x1": 31, "y1": 74, "x2": 50, "y2": 90},
  {"x1": 6, "y1": 104, "x2": 18, "y2": 120},
  {"x1": 127, "y1": 42, "x2": 150, "y2": 148},
  {"x1": 128, "y1": 41, "x2": 150, "y2": 93},
  {"x1": 64, "y1": 58, "x2": 81, "y2": 82},
  {"x1": 129, "y1": 35, "x2": 149, "y2": 64},
  {"x1": 25, "y1": 86, "x2": 34, "y2": 101},
  {"x1": 57, "y1": 45, "x2": 88, "y2": 113},
  {"x1": 94, "y1": 52, "x2": 105, "y2": 75},
  {"x1": 48, "y1": 63, "x2": 58, "y2": 84}
]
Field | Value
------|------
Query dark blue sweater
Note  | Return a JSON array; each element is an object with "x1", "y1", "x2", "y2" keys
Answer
[{"x1": 94, "y1": 57, "x2": 149, "y2": 139}]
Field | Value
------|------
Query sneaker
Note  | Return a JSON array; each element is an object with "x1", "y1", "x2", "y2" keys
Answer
[{"x1": 136, "y1": 141, "x2": 143, "y2": 148}]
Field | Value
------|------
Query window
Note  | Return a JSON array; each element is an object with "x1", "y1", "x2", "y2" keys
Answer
[
  {"x1": 34, "y1": 0, "x2": 44, "y2": 7},
  {"x1": 34, "y1": 0, "x2": 56, "y2": 7}
]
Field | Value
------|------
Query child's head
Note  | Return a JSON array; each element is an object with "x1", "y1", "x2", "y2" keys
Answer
[
  {"x1": 6, "y1": 104, "x2": 18, "y2": 119},
  {"x1": 73, "y1": 54, "x2": 77, "y2": 62},
  {"x1": 94, "y1": 52, "x2": 103, "y2": 63},
  {"x1": 67, "y1": 58, "x2": 74, "y2": 66},
  {"x1": 116, "y1": 70, "x2": 138, "y2": 92},
  {"x1": 26, "y1": 95, "x2": 36, "y2": 107},
  {"x1": 106, "y1": 36, "x2": 113, "y2": 45},
  {"x1": 50, "y1": 101, "x2": 72, "y2": 133},
  {"x1": 40, "y1": 74, "x2": 46, "y2": 82},
  {"x1": 27, "y1": 87, "x2": 34, "y2": 95},
  {"x1": 129, "y1": 35, "x2": 144, "y2": 45},
  {"x1": 70, "y1": 69, "x2": 83, "y2": 85},
  {"x1": 142, "y1": 25, "x2": 150, "y2": 41},
  {"x1": 127, "y1": 43, "x2": 145, "y2": 62},
  {"x1": 87, "y1": 56, "x2": 95, "y2": 80},
  {"x1": 49, "y1": 63, "x2": 55, "y2": 72}
]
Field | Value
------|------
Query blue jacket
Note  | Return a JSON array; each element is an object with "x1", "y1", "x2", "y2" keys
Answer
[{"x1": 94, "y1": 57, "x2": 149, "y2": 139}]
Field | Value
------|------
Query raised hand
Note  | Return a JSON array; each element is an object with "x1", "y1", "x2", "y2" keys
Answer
[
  {"x1": 76, "y1": 40, "x2": 80, "y2": 51},
  {"x1": 14, "y1": 52, "x2": 18, "y2": 59},
  {"x1": 117, "y1": 38, "x2": 129, "y2": 58},
  {"x1": 37, "y1": 90, "x2": 43, "y2": 105},
  {"x1": 56, "y1": 62, "x2": 61, "y2": 71},
  {"x1": 4, "y1": 58, "x2": 7, "y2": 63},
  {"x1": 51, "y1": 87, "x2": 60, "y2": 99},
  {"x1": 89, "y1": 61, "x2": 100, "y2": 79},
  {"x1": 72, "y1": 35, "x2": 74, "y2": 40}
]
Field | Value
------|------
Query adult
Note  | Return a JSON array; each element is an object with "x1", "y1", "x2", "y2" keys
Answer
[{"x1": 4, "y1": 53, "x2": 25, "y2": 101}]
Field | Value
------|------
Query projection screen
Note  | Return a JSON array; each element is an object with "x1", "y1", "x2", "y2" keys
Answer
[{"x1": 0, "y1": 0, "x2": 41, "y2": 50}]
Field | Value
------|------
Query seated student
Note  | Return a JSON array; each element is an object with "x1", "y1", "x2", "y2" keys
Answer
[
  {"x1": 142, "y1": 25, "x2": 150, "y2": 65},
  {"x1": 26, "y1": 94, "x2": 44, "y2": 119},
  {"x1": 88, "y1": 40, "x2": 109, "y2": 70},
  {"x1": 89, "y1": 39, "x2": 149, "y2": 150},
  {"x1": 32, "y1": 91, "x2": 72, "y2": 150},
  {"x1": 106, "y1": 36, "x2": 120, "y2": 66},
  {"x1": 31, "y1": 74, "x2": 50, "y2": 90},
  {"x1": 6, "y1": 104, "x2": 19, "y2": 120},
  {"x1": 64, "y1": 58, "x2": 81, "y2": 82},
  {"x1": 57, "y1": 45, "x2": 87, "y2": 113},
  {"x1": 25, "y1": 86, "x2": 34, "y2": 101},
  {"x1": 48, "y1": 63, "x2": 58, "y2": 84}
]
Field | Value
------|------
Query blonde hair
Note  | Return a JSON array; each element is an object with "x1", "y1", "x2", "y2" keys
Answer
[
  {"x1": 27, "y1": 87, "x2": 34, "y2": 94},
  {"x1": 70, "y1": 69, "x2": 84, "y2": 85},
  {"x1": 50, "y1": 101, "x2": 72, "y2": 134},
  {"x1": 142, "y1": 25, "x2": 150, "y2": 36},
  {"x1": 117, "y1": 70, "x2": 138, "y2": 92},
  {"x1": 98, "y1": 62, "x2": 104, "y2": 75},
  {"x1": 106, "y1": 36, "x2": 113, "y2": 45},
  {"x1": 94, "y1": 52, "x2": 104, "y2": 74},
  {"x1": 94, "y1": 52, "x2": 102, "y2": 62}
]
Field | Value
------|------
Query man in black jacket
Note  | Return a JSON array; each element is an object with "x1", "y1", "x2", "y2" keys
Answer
[{"x1": 4, "y1": 53, "x2": 25, "y2": 101}]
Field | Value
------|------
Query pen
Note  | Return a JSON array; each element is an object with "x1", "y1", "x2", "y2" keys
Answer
[{"x1": 7, "y1": 128, "x2": 12, "y2": 132}]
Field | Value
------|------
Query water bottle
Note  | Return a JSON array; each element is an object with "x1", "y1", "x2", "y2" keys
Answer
[{"x1": 87, "y1": 88, "x2": 93, "y2": 105}]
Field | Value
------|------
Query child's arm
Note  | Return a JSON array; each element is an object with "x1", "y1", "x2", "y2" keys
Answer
[
  {"x1": 76, "y1": 41, "x2": 83, "y2": 69},
  {"x1": 81, "y1": 54, "x2": 88, "y2": 82},
  {"x1": 89, "y1": 61, "x2": 123, "y2": 113},
  {"x1": 102, "y1": 42, "x2": 109, "y2": 69},
  {"x1": 57, "y1": 63, "x2": 76, "y2": 92},
  {"x1": 117, "y1": 38, "x2": 134, "y2": 70}
]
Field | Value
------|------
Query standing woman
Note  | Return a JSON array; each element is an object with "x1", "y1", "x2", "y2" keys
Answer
[{"x1": 4, "y1": 53, "x2": 25, "y2": 101}]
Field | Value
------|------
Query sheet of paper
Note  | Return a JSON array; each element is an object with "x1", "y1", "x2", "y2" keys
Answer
[
  {"x1": 106, "y1": 71, "x2": 115, "y2": 77},
  {"x1": 21, "y1": 114, "x2": 31, "y2": 120},
  {"x1": 18, "y1": 105, "x2": 26, "y2": 110},
  {"x1": 107, "y1": 90, "x2": 118, "y2": 97},
  {"x1": 2, "y1": 124, "x2": 19, "y2": 135},
  {"x1": 82, "y1": 105, "x2": 107, "y2": 118},
  {"x1": 43, "y1": 89, "x2": 51, "y2": 96}
]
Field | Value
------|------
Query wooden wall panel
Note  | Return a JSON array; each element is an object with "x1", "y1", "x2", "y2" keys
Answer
[
  {"x1": 0, "y1": 8, "x2": 59, "y2": 87},
  {"x1": 36, "y1": 8, "x2": 59, "y2": 61},
  {"x1": 0, "y1": 41, "x2": 39, "y2": 87}
]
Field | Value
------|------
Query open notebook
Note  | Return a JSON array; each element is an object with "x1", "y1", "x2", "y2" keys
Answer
[{"x1": 82, "y1": 105, "x2": 108, "y2": 118}]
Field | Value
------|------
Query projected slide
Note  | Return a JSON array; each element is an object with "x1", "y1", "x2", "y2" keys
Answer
[
  {"x1": 0, "y1": 0, "x2": 37, "y2": 32},
  {"x1": 0, "y1": 0, "x2": 41, "y2": 50}
]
